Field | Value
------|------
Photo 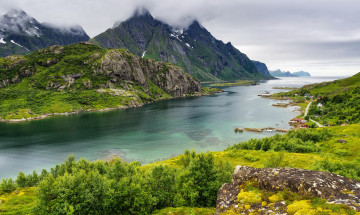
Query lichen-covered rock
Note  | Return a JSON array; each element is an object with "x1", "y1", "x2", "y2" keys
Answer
[{"x1": 216, "y1": 166, "x2": 360, "y2": 214}]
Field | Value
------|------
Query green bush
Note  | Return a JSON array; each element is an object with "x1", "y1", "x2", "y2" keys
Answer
[
  {"x1": 28, "y1": 151, "x2": 233, "y2": 214},
  {"x1": 0, "y1": 178, "x2": 17, "y2": 193},
  {"x1": 265, "y1": 152, "x2": 286, "y2": 168},
  {"x1": 315, "y1": 159, "x2": 360, "y2": 181},
  {"x1": 228, "y1": 129, "x2": 330, "y2": 154}
]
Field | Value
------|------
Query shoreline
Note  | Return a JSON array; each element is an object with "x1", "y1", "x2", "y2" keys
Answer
[
  {"x1": 0, "y1": 90, "x2": 221, "y2": 123},
  {"x1": 259, "y1": 94, "x2": 304, "y2": 129}
]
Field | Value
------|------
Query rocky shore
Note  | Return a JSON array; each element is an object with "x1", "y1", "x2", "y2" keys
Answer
[{"x1": 234, "y1": 127, "x2": 290, "y2": 133}]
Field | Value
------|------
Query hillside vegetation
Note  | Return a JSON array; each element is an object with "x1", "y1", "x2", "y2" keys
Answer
[
  {"x1": 0, "y1": 43, "x2": 207, "y2": 122},
  {"x1": 274, "y1": 73, "x2": 360, "y2": 125},
  {"x1": 1, "y1": 124, "x2": 360, "y2": 214}
]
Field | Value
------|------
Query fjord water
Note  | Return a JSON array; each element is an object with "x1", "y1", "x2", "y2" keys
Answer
[{"x1": 0, "y1": 77, "x2": 340, "y2": 178}]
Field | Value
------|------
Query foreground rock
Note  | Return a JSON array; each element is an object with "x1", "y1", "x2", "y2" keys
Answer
[{"x1": 216, "y1": 166, "x2": 360, "y2": 214}]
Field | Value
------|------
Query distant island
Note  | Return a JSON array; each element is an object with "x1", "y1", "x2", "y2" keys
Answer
[{"x1": 270, "y1": 69, "x2": 311, "y2": 77}]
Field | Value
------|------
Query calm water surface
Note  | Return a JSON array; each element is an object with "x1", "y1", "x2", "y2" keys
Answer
[{"x1": 0, "y1": 77, "x2": 341, "y2": 178}]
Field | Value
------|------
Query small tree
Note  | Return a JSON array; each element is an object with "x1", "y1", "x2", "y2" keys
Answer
[
  {"x1": 0, "y1": 178, "x2": 16, "y2": 193},
  {"x1": 16, "y1": 171, "x2": 27, "y2": 188}
]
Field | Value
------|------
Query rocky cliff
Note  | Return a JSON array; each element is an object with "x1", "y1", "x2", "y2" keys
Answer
[
  {"x1": 252, "y1": 60, "x2": 274, "y2": 78},
  {"x1": 91, "y1": 8, "x2": 267, "y2": 82},
  {"x1": 0, "y1": 42, "x2": 203, "y2": 121},
  {"x1": 0, "y1": 9, "x2": 89, "y2": 57},
  {"x1": 216, "y1": 166, "x2": 360, "y2": 214}
]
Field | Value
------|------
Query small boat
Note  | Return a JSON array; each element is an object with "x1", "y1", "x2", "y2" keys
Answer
[{"x1": 258, "y1": 91, "x2": 271, "y2": 97}]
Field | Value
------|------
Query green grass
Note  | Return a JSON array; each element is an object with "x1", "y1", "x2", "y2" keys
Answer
[
  {"x1": 1, "y1": 125, "x2": 360, "y2": 213},
  {"x1": 272, "y1": 73, "x2": 360, "y2": 125},
  {"x1": 0, "y1": 187, "x2": 37, "y2": 215},
  {"x1": 0, "y1": 43, "x2": 209, "y2": 121},
  {"x1": 153, "y1": 124, "x2": 360, "y2": 180}
]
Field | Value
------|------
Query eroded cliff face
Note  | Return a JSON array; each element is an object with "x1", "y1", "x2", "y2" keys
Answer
[
  {"x1": 216, "y1": 166, "x2": 360, "y2": 214},
  {"x1": 94, "y1": 49, "x2": 201, "y2": 97}
]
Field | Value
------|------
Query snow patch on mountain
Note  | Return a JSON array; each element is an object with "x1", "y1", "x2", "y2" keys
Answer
[
  {"x1": 185, "y1": 43, "x2": 193, "y2": 49},
  {"x1": 0, "y1": 38, "x2": 6, "y2": 44},
  {"x1": 11, "y1": 40, "x2": 30, "y2": 51}
]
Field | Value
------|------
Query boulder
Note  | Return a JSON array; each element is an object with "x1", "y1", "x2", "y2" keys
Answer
[
  {"x1": 216, "y1": 166, "x2": 360, "y2": 214},
  {"x1": 338, "y1": 139, "x2": 347, "y2": 143}
]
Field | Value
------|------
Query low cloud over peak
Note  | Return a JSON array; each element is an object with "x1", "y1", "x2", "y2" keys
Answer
[{"x1": 1, "y1": 0, "x2": 359, "y2": 76}]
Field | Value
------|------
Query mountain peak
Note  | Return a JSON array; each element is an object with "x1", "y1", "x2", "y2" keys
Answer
[
  {"x1": 1, "y1": 9, "x2": 34, "y2": 23},
  {"x1": 3, "y1": 9, "x2": 28, "y2": 18},
  {"x1": 0, "y1": 9, "x2": 40, "y2": 37},
  {"x1": 132, "y1": 7, "x2": 152, "y2": 18},
  {"x1": 113, "y1": 7, "x2": 155, "y2": 28},
  {"x1": 189, "y1": 20, "x2": 202, "y2": 28}
]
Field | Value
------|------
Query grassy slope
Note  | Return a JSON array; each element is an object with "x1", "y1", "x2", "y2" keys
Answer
[
  {"x1": 1, "y1": 124, "x2": 359, "y2": 214},
  {"x1": 272, "y1": 73, "x2": 360, "y2": 125},
  {"x1": 152, "y1": 125, "x2": 360, "y2": 177},
  {"x1": 0, "y1": 43, "x2": 206, "y2": 121},
  {"x1": 0, "y1": 187, "x2": 37, "y2": 215}
]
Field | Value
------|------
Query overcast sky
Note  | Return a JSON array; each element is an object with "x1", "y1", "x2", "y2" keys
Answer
[{"x1": 1, "y1": 0, "x2": 359, "y2": 76}]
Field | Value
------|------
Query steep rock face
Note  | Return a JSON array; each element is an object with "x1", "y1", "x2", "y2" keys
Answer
[
  {"x1": 216, "y1": 166, "x2": 360, "y2": 214},
  {"x1": 91, "y1": 9, "x2": 266, "y2": 82},
  {"x1": 94, "y1": 49, "x2": 201, "y2": 97},
  {"x1": 252, "y1": 60, "x2": 274, "y2": 78},
  {"x1": 0, "y1": 9, "x2": 89, "y2": 57}
]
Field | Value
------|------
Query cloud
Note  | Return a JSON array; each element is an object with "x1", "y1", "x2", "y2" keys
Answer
[{"x1": 0, "y1": 0, "x2": 359, "y2": 76}]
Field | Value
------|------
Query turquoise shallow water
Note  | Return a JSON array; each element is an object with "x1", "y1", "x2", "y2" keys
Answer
[{"x1": 0, "y1": 77, "x2": 341, "y2": 178}]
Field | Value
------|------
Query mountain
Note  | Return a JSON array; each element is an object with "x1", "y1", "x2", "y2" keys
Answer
[
  {"x1": 293, "y1": 71, "x2": 311, "y2": 77},
  {"x1": 90, "y1": 8, "x2": 267, "y2": 82},
  {"x1": 0, "y1": 42, "x2": 203, "y2": 122},
  {"x1": 270, "y1": 69, "x2": 297, "y2": 77},
  {"x1": 0, "y1": 9, "x2": 89, "y2": 57},
  {"x1": 270, "y1": 69, "x2": 311, "y2": 77},
  {"x1": 251, "y1": 60, "x2": 274, "y2": 78}
]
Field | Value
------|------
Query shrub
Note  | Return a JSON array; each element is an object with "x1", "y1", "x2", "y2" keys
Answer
[
  {"x1": 0, "y1": 178, "x2": 17, "y2": 193},
  {"x1": 265, "y1": 152, "x2": 286, "y2": 168}
]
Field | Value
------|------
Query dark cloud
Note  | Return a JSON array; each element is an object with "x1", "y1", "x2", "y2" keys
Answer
[{"x1": 1, "y1": 0, "x2": 359, "y2": 76}]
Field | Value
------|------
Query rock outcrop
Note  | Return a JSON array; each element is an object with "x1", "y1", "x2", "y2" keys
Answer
[
  {"x1": 252, "y1": 60, "x2": 274, "y2": 79},
  {"x1": 216, "y1": 166, "x2": 360, "y2": 214},
  {"x1": 93, "y1": 49, "x2": 201, "y2": 97}
]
